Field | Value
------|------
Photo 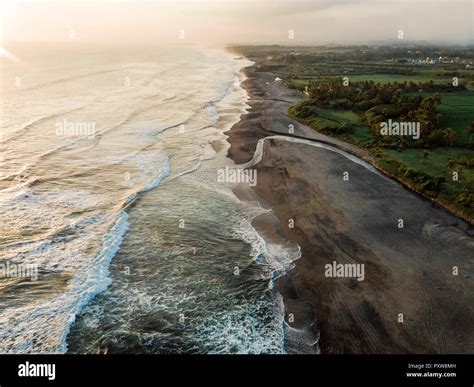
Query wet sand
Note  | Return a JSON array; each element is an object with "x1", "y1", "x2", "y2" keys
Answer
[{"x1": 226, "y1": 65, "x2": 474, "y2": 354}]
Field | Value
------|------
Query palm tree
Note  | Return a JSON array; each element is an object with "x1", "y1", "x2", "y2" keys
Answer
[
  {"x1": 422, "y1": 149, "x2": 430, "y2": 161},
  {"x1": 446, "y1": 128, "x2": 456, "y2": 148},
  {"x1": 444, "y1": 128, "x2": 456, "y2": 147}
]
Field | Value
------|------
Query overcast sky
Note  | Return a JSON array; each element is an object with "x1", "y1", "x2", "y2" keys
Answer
[{"x1": 1, "y1": 0, "x2": 473, "y2": 45}]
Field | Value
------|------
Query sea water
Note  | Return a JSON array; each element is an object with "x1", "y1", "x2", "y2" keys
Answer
[{"x1": 0, "y1": 43, "x2": 299, "y2": 353}]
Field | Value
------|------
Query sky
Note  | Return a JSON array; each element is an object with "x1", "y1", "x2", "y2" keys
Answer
[{"x1": 1, "y1": 0, "x2": 473, "y2": 45}]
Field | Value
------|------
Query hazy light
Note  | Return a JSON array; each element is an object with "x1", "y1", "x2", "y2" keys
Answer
[
  {"x1": 1, "y1": 0, "x2": 473, "y2": 45},
  {"x1": 0, "y1": 47, "x2": 20, "y2": 61}
]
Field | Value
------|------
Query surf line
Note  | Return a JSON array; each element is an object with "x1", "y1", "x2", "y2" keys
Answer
[
  {"x1": 228, "y1": 60, "x2": 317, "y2": 353},
  {"x1": 59, "y1": 159, "x2": 171, "y2": 353},
  {"x1": 234, "y1": 132, "x2": 396, "y2": 354},
  {"x1": 233, "y1": 135, "x2": 329, "y2": 354}
]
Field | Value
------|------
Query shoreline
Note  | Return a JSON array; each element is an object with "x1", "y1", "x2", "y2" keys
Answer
[
  {"x1": 226, "y1": 61, "x2": 319, "y2": 353},
  {"x1": 225, "y1": 63, "x2": 474, "y2": 354}
]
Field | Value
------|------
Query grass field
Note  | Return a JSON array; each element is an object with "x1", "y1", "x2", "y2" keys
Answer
[
  {"x1": 341, "y1": 125, "x2": 378, "y2": 146},
  {"x1": 289, "y1": 74, "x2": 455, "y2": 90},
  {"x1": 380, "y1": 147, "x2": 474, "y2": 217},
  {"x1": 436, "y1": 92, "x2": 474, "y2": 145},
  {"x1": 329, "y1": 74, "x2": 449, "y2": 84},
  {"x1": 298, "y1": 87, "x2": 474, "y2": 147},
  {"x1": 300, "y1": 106, "x2": 378, "y2": 145},
  {"x1": 384, "y1": 147, "x2": 474, "y2": 182},
  {"x1": 308, "y1": 106, "x2": 360, "y2": 124},
  {"x1": 399, "y1": 91, "x2": 474, "y2": 146}
]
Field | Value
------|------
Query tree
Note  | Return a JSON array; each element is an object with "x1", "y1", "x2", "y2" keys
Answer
[
  {"x1": 443, "y1": 128, "x2": 456, "y2": 147},
  {"x1": 422, "y1": 149, "x2": 430, "y2": 161}
]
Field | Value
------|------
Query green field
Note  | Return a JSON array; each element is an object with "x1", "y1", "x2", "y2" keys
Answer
[
  {"x1": 304, "y1": 89, "x2": 474, "y2": 147},
  {"x1": 384, "y1": 148, "x2": 474, "y2": 182},
  {"x1": 399, "y1": 91, "x2": 474, "y2": 146},
  {"x1": 290, "y1": 74, "x2": 455, "y2": 90},
  {"x1": 237, "y1": 44, "x2": 474, "y2": 220},
  {"x1": 329, "y1": 74, "x2": 449, "y2": 84},
  {"x1": 307, "y1": 106, "x2": 360, "y2": 124},
  {"x1": 299, "y1": 105, "x2": 377, "y2": 145},
  {"x1": 341, "y1": 125, "x2": 378, "y2": 146},
  {"x1": 380, "y1": 147, "x2": 474, "y2": 214},
  {"x1": 436, "y1": 92, "x2": 474, "y2": 145}
]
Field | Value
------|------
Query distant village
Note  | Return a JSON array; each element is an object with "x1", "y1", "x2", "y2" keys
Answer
[{"x1": 395, "y1": 54, "x2": 473, "y2": 68}]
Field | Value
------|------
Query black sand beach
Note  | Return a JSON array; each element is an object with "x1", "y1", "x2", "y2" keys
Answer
[{"x1": 226, "y1": 64, "x2": 474, "y2": 354}]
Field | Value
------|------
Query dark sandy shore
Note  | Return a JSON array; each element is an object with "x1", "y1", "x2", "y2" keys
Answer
[{"x1": 226, "y1": 64, "x2": 474, "y2": 354}]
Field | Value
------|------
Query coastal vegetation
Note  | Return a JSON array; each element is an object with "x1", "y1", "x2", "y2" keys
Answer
[{"x1": 233, "y1": 45, "x2": 474, "y2": 221}]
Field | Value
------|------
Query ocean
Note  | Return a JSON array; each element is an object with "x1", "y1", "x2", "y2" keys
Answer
[{"x1": 0, "y1": 43, "x2": 299, "y2": 353}]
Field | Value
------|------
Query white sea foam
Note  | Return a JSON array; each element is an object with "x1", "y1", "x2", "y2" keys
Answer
[
  {"x1": 0, "y1": 45, "x2": 291, "y2": 355},
  {"x1": 0, "y1": 154, "x2": 171, "y2": 352},
  {"x1": 194, "y1": 293, "x2": 286, "y2": 354},
  {"x1": 58, "y1": 209, "x2": 130, "y2": 352}
]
